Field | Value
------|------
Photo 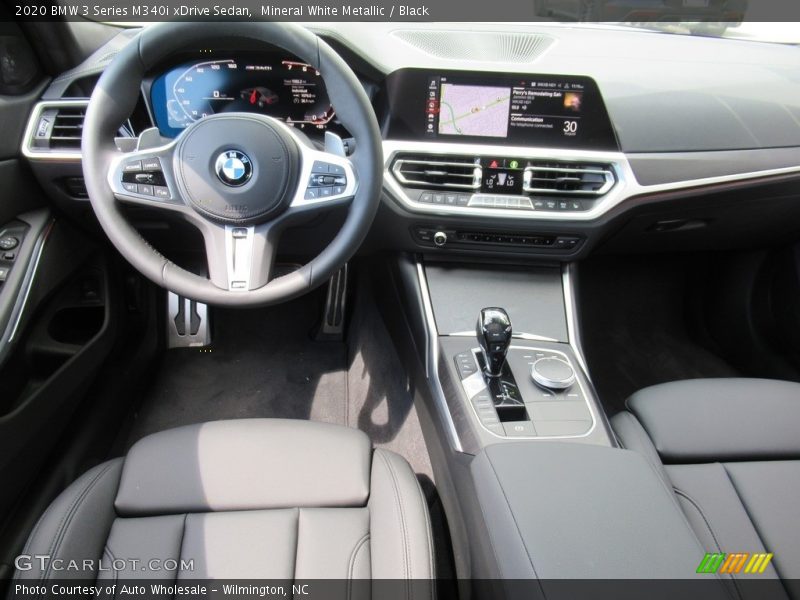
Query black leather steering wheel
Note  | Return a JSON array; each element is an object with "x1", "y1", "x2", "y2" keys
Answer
[{"x1": 82, "y1": 22, "x2": 382, "y2": 307}]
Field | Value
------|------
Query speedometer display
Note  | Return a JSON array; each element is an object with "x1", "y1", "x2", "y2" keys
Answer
[{"x1": 151, "y1": 56, "x2": 337, "y2": 137}]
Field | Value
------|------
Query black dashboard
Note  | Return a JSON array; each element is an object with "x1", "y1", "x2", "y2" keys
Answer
[{"x1": 20, "y1": 23, "x2": 800, "y2": 263}]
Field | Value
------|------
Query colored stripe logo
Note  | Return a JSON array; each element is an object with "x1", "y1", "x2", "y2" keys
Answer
[{"x1": 697, "y1": 552, "x2": 773, "y2": 574}]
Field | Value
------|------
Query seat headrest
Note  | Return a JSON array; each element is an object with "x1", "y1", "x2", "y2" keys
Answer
[{"x1": 115, "y1": 419, "x2": 372, "y2": 516}]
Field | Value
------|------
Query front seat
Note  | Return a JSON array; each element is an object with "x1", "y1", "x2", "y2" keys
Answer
[
  {"x1": 14, "y1": 419, "x2": 434, "y2": 582},
  {"x1": 612, "y1": 378, "x2": 800, "y2": 598}
]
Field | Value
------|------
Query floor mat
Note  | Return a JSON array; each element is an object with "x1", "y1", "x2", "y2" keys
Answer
[
  {"x1": 123, "y1": 285, "x2": 433, "y2": 480},
  {"x1": 346, "y1": 276, "x2": 433, "y2": 479},
  {"x1": 124, "y1": 294, "x2": 348, "y2": 448},
  {"x1": 579, "y1": 255, "x2": 740, "y2": 415}
]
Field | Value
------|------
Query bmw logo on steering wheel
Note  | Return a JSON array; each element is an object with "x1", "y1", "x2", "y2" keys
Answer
[{"x1": 215, "y1": 150, "x2": 253, "y2": 187}]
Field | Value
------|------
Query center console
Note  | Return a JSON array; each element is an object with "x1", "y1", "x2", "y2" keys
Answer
[
  {"x1": 416, "y1": 260, "x2": 614, "y2": 453},
  {"x1": 380, "y1": 257, "x2": 726, "y2": 589}
]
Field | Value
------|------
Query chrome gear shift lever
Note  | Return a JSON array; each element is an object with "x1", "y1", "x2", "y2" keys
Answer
[{"x1": 476, "y1": 307, "x2": 513, "y2": 378}]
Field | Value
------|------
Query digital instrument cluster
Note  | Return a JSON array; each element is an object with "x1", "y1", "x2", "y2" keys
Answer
[{"x1": 150, "y1": 55, "x2": 338, "y2": 138}]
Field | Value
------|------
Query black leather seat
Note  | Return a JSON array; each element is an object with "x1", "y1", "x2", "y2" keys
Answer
[
  {"x1": 612, "y1": 378, "x2": 800, "y2": 599},
  {"x1": 14, "y1": 419, "x2": 434, "y2": 582}
]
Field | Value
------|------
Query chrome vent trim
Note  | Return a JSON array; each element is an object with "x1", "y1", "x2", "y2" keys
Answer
[
  {"x1": 523, "y1": 162, "x2": 615, "y2": 196},
  {"x1": 392, "y1": 155, "x2": 482, "y2": 190},
  {"x1": 391, "y1": 30, "x2": 555, "y2": 63},
  {"x1": 23, "y1": 100, "x2": 89, "y2": 161},
  {"x1": 49, "y1": 105, "x2": 86, "y2": 149},
  {"x1": 383, "y1": 140, "x2": 632, "y2": 222}
]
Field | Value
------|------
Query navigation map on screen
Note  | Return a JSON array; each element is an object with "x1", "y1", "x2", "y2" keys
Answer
[{"x1": 437, "y1": 83, "x2": 511, "y2": 138}]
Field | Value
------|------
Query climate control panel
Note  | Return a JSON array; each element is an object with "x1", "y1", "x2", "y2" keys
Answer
[{"x1": 413, "y1": 226, "x2": 583, "y2": 252}]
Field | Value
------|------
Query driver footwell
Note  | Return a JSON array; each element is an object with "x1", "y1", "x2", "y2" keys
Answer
[{"x1": 121, "y1": 287, "x2": 434, "y2": 479}]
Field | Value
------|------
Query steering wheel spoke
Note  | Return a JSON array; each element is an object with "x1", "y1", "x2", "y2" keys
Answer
[
  {"x1": 196, "y1": 220, "x2": 280, "y2": 292},
  {"x1": 107, "y1": 139, "x2": 186, "y2": 213}
]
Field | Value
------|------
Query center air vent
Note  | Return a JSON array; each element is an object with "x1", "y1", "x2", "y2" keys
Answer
[
  {"x1": 49, "y1": 105, "x2": 86, "y2": 149},
  {"x1": 523, "y1": 161, "x2": 615, "y2": 196},
  {"x1": 391, "y1": 155, "x2": 481, "y2": 190}
]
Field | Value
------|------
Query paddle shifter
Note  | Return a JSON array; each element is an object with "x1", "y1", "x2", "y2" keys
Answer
[{"x1": 476, "y1": 307, "x2": 513, "y2": 378}]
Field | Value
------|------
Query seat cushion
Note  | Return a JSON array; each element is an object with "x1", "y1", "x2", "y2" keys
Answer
[
  {"x1": 625, "y1": 378, "x2": 800, "y2": 462},
  {"x1": 613, "y1": 380, "x2": 800, "y2": 600},
  {"x1": 14, "y1": 419, "x2": 434, "y2": 582}
]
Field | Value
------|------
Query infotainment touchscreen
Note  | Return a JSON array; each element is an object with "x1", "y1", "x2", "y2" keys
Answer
[{"x1": 383, "y1": 70, "x2": 619, "y2": 150}]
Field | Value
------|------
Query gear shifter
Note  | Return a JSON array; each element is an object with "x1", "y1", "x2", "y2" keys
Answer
[{"x1": 476, "y1": 307, "x2": 513, "y2": 378}]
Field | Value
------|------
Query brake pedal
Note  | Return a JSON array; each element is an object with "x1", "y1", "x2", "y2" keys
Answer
[{"x1": 167, "y1": 292, "x2": 211, "y2": 348}]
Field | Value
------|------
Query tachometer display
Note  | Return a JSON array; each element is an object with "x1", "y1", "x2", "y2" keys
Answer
[{"x1": 151, "y1": 57, "x2": 336, "y2": 136}]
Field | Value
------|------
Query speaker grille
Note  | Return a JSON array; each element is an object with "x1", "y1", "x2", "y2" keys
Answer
[{"x1": 391, "y1": 30, "x2": 554, "y2": 63}]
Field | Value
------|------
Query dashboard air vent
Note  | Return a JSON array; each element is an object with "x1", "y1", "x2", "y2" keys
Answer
[
  {"x1": 391, "y1": 30, "x2": 554, "y2": 64},
  {"x1": 392, "y1": 154, "x2": 481, "y2": 190},
  {"x1": 523, "y1": 161, "x2": 615, "y2": 196},
  {"x1": 49, "y1": 105, "x2": 86, "y2": 149}
]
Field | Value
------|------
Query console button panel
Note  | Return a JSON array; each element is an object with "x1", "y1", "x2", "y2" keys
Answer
[
  {"x1": 413, "y1": 226, "x2": 582, "y2": 252},
  {"x1": 455, "y1": 348, "x2": 593, "y2": 438},
  {"x1": 412, "y1": 189, "x2": 590, "y2": 213}
]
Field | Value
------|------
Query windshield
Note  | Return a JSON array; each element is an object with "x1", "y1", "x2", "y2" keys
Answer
[{"x1": 618, "y1": 22, "x2": 800, "y2": 44}]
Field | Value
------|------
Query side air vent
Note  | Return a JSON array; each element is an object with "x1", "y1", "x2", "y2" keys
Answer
[
  {"x1": 523, "y1": 162, "x2": 615, "y2": 196},
  {"x1": 49, "y1": 105, "x2": 86, "y2": 149},
  {"x1": 392, "y1": 155, "x2": 481, "y2": 190},
  {"x1": 24, "y1": 100, "x2": 89, "y2": 158},
  {"x1": 391, "y1": 30, "x2": 554, "y2": 63}
]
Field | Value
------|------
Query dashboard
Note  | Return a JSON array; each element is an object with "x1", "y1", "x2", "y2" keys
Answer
[
  {"x1": 149, "y1": 53, "x2": 345, "y2": 139},
  {"x1": 21, "y1": 23, "x2": 800, "y2": 262}
]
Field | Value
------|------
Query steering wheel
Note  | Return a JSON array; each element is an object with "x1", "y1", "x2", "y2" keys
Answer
[{"x1": 82, "y1": 23, "x2": 382, "y2": 307}]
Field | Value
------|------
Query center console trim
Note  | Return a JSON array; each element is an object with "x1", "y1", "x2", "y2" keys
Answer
[{"x1": 417, "y1": 260, "x2": 464, "y2": 453}]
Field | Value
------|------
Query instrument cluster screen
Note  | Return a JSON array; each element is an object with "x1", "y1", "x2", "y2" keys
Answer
[{"x1": 150, "y1": 55, "x2": 339, "y2": 138}]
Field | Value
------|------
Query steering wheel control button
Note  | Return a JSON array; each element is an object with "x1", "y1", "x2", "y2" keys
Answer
[
  {"x1": 531, "y1": 357, "x2": 577, "y2": 390},
  {"x1": 215, "y1": 150, "x2": 253, "y2": 187},
  {"x1": 138, "y1": 184, "x2": 154, "y2": 196},
  {"x1": 305, "y1": 167, "x2": 348, "y2": 201},
  {"x1": 154, "y1": 186, "x2": 171, "y2": 199},
  {"x1": 123, "y1": 160, "x2": 143, "y2": 173},
  {"x1": 0, "y1": 237, "x2": 19, "y2": 251},
  {"x1": 122, "y1": 182, "x2": 138, "y2": 194},
  {"x1": 142, "y1": 157, "x2": 161, "y2": 171}
]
